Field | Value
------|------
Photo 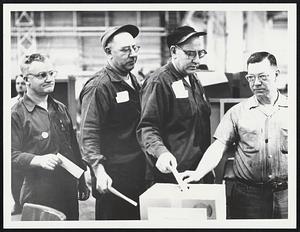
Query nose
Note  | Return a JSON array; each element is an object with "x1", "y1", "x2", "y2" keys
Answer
[
  {"x1": 253, "y1": 76, "x2": 262, "y2": 86},
  {"x1": 129, "y1": 47, "x2": 138, "y2": 57}
]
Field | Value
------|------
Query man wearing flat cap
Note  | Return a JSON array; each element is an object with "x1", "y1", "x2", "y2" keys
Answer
[
  {"x1": 79, "y1": 24, "x2": 146, "y2": 220},
  {"x1": 137, "y1": 26, "x2": 214, "y2": 184}
]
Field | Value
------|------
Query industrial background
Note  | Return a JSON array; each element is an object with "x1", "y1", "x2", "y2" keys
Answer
[{"x1": 10, "y1": 10, "x2": 289, "y2": 220}]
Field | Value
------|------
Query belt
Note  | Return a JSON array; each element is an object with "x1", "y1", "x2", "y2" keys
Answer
[{"x1": 236, "y1": 178, "x2": 288, "y2": 192}]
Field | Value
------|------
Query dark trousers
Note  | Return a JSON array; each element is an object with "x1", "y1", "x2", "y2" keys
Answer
[
  {"x1": 11, "y1": 170, "x2": 23, "y2": 209},
  {"x1": 95, "y1": 156, "x2": 146, "y2": 220},
  {"x1": 230, "y1": 180, "x2": 288, "y2": 219}
]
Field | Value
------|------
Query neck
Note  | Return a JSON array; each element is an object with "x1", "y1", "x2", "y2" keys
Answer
[
  {"x1": 108, "y1": 60, "x2": 129, "y2": 78},
  {"x1": 172, "y1": 58, "x2": 187, "y2": 77},
  {"x1": 17, "y1": 92, "x2": 24, "y2": 98},
  {"x1": 27, "y1": 89, "x2": 48, "y2": 105},
  {"x1": 257, "y1": 89, "x2": 278, "y2": 105}
]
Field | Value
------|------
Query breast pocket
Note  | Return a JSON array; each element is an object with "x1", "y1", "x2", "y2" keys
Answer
[
  {"x1": 112, "y1": 101, "x2": 138, "y2": 123},
  {"x1": 174, "y1": 98, "x2": 193, "y2": 120},
  {"x1": 280, "y1": 127, "x2": 288, "y2": 154},
  {"x1": 238, "y1": 127, "x2": 260, "y2": 153}
]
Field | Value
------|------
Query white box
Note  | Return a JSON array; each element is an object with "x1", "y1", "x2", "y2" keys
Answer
[{"x1": 139, "y1": 183, "x2": 226, "y2": 220}]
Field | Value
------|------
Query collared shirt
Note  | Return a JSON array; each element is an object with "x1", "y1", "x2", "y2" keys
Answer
[
  {"x1": 214, "y1": 93, "x2": 288, "y2": 183},
  {"x1": 11, "y1": 94, "x2": 86, "y2": 171},
  {"x1": 11, "y1": 95, "x2": 22, "y2": 108},
  {"x1": 11, "y1": 94, "x2": 86, "y2": 213},
  {"x1": 137, "y1": 61, "x2": 211, "y2": 173},
  {"x1": 79, "y1": 63, "x2": 144, "y2": 169}
]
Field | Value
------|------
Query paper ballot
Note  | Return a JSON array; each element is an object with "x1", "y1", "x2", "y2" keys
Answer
[
  {"x1": 116, "y1": 91, "x2": 129, "y2": 103},
  {"x1": 57, "y1": 153, "x2": 84, "y2": 179},
  {"x1": 171, "y1": 80, "x2": 188, "y2": 98}
]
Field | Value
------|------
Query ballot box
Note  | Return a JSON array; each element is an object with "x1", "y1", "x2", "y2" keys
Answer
[{"x1": 139, "y1": 183, "x2": 226, "y2": 221}]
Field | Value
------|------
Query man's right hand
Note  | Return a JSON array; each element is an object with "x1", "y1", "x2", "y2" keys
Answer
[
  {"x1": 95, "y1": 164, "x2": 112, "y2": 194},
  {"x1": 30, "y1": 154, "x2": 62, "y2": 170},
  {"x1": 156, "y1": 152, "x2": 177, "y2": 173}
]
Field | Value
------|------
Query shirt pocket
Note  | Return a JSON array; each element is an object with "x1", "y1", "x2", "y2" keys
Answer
[
  {"x1": 174, "y1": 98, "x2": 193, "y2": 120},
  {"x1": 111, "y1": 100, "x2": 138, "y2": 123},
  {"x1": 238, "y1": 127, "x2": 260, "y2": 153},
  {"x1": 280, "y1": 127, "x2": 288, "y2": 154}
]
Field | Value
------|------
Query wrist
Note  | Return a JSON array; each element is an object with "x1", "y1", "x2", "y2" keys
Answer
[{"x1": 29, "y1": 156, "x2": 41, "y2": 167}]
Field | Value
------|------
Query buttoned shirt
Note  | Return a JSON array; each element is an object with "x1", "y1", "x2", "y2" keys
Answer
[
  {"x1": 79, "y1": 63, "x2": 144, "y2": 169},
  {"x1": 137, "y1": 61, "x2": 211, "y2": 174},
  {"x1": 214, "y1": 93, "x2": 288, "y2": 183},
  {"x1": 11, "y1": 94, "x2": 86, "y2": 215}
]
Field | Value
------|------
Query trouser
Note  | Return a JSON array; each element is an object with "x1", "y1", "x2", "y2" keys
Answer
[
  {"x1": 21, "y1": 168, "x2": 79, "y2": 220},
  {"x1": 95, "y1": 156, "x2": 146, "y2": 220},
  {"x1": 11, "y1": 169, "x2": 23, "y2": 209},
  {"x1": 230, "y1": 179, "x2": 288, "y2": 219}
]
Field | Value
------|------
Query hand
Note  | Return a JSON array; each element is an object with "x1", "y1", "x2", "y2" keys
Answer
[
  {"x1": 30, "y1": 154, "x2": 62, "y2": 170},
  {"x1": 95, "y1": 164, "x2": 112, "y2": 194},
  {"x1": 156, "y1": 152, "x2": 177, "y2": 173},
  {"x1": 180, "y1": 170, "x2": 202, "y2": 184},
  {"x1": 78, "y1": 175, "x2": 90, "y2": 201}
]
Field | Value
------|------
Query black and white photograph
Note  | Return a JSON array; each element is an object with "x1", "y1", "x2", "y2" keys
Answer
[{"x1": 3, "y1": 3, "x2": 297, "y2": 229}]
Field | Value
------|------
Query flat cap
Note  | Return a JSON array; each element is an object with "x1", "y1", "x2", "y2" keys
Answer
[
  {"x1": 167, "y1": 26, "x2": 206, "y2": 48},
  {"x1": 100, "y1": 24, "x2": 139, "y2": 50}
]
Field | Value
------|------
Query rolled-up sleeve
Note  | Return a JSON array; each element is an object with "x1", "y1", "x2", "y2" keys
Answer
[
  {"x1": 79, "y1": 84, "x2": 110, "y2": 169},
  {"x1": 137, "y1": 81, "x2": 169, "y2": 158},
  {"x1": 11, "y1": 112, "x2": 35, "y2": 170}
]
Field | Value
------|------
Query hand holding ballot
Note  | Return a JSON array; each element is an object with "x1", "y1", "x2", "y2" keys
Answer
[
  {"x1": 95, "y1": 164, "x2": 113, "y2": 194},
  {"x1": 156, "y1": 152, "x2": 178, "y2": 173},
  {"x1": 180, "y1": 170, "x2": 202, "y2": 184},
  {"x1": 30, "y1": 153, "x2": 62, "y2": 171}
]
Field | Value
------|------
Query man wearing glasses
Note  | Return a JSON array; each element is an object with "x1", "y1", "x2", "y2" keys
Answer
[
  {"x1": 181, "y1": 51, "x2": 288, "y2": 219},
  {"x1": 79, "y1": 24, "x2": 145, "y2": 220},
  {"x1": 11, "y1": 53, "x2": 90, "y2": 220},
  {"x1": 137, "y1": 26, "x2": 214, "y2": 185}
]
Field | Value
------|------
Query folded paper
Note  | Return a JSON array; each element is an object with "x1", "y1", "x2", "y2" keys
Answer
[{"x1": 57, "y1": 153, "x2": 84, "y2": 179}]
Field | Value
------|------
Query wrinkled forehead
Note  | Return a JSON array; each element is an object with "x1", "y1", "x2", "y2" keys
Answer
[
  {"x1": 110, "y1": 32, "x2": 136, "y2": 48},
  {"x1": 27, "y1": 60, "x2": 53, "y2": 74}
]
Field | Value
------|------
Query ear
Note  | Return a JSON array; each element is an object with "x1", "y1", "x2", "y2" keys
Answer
[
  {"x1": 170, "y1": 46, "x2": 176, "y2": 55},
  {"x1": 104, "y1": 47, "x2": 111, "y2": 55},
  {"x1": 275, "y1": 69, "x2": 280, "y2": 77}
]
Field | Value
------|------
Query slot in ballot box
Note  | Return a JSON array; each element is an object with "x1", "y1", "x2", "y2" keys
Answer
[{"x1": 139, "y1": 183, "x2": 226, "y2": 221}]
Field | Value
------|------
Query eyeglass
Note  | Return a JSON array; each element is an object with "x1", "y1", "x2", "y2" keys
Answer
[
  {"x1": 245, "y1": 73, "x2": 269, "y2": 83},
  {"x1": 24, "y1": 53, "x2": 45, "y2": 64},
  {"x1": 27, "y1": 70, "x2": 58, "y2": 80},
  {"x1": 176, "y1": 45, "x2": 207, "y2": 59},
  {"x1": 120, "y1": 45, "x2": 140, "y2": 54}
]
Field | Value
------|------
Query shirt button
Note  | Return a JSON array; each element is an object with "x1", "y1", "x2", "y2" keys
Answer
[
  {"x1": 268, "y1": 175, "x2": 272, "y2": 178},
  {"x1": 268, "y1": 155, "x2": 272, "y2": 158}
]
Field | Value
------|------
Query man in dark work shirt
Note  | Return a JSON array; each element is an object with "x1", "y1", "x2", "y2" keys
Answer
[{"x1": 11, "y1": 53, "x2": 89, "y2": 220}]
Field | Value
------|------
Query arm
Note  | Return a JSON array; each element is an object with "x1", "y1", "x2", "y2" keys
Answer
[
  {"x1": 79, "y1": 85, "x2": 112, "y2": 193},
  {"x1": 137, "y1": 81, "x2": 177, "y2": 173},
  {"x1": 181, "y1": 140, "x2": 227, "y2": 183}
]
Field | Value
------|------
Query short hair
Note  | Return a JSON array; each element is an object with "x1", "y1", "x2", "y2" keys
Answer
[
  {"x1": 15, "y1": 74, "x2": 24, "y2": 81},
  {"x1": 20, "y1": 53, "x2": 47, "y2": 78},
  {"x1": 247, "y1": 51, "x2": 277, "y2": 67}
]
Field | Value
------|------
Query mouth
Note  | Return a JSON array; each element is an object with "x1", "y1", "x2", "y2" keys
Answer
[{"x1": 42, "y1": 83, "x2": 54, "y2": 88}]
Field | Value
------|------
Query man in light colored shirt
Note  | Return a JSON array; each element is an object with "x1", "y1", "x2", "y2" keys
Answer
[
  {"x1": 11, "y1": 74, "x2": 26, "y2": 107},
  {"x1": 181, "y1": 51, "x2": 288, "y2": 219}
]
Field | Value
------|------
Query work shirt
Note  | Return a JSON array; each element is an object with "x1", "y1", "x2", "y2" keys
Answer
[
  {"x1": 11, "y1": 94, "x2": 86, "y2": 219},
  {"x1": 79, "y1": 63, "x2": 144, "y2": 168},
  {"x1": 214, "y1": 93, "x2": 288, "y2": 183},
  {"x1": 137, "y1": 62, "x2": 211, "y2": 175}
]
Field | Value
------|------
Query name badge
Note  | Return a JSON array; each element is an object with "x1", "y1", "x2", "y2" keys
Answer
[
  {"x1": 116, "y1": 91, "x2": 129, "y2": 103},
  {"x1": 172, "y1": 80, "x2": 188, "y2": 98}
]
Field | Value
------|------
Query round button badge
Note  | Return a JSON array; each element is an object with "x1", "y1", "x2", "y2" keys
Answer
[{"x1": 41, "y1": 132, "x2": 49, "y2": 139}]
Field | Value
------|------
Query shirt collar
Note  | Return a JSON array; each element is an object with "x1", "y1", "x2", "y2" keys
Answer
[
  {"x1": 247, "y1": 91, "x2": 288, "y2": 109},
  {"x1": 23, "y1": 94, "x2": 58, "y2": 112},
  {"x1": 168, "y1": 61, "x2": 186, "y2": 81},
  {"x1": 105, "y1": 62, "x2": 129, "y2": 83}
]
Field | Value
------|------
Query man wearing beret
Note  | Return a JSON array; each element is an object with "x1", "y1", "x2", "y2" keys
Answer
[
  {"x1": 137, "y1": 26, "x2": 214, "y2": 184},
  {"x1": 79, "y1": 24, "x2": 146, "y2": 220}
]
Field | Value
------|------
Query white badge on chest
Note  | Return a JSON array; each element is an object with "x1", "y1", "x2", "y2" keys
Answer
[
  {"x1": 41, "y1": 132, "x2": 49, "y2": 139},
  {"x1": 172, "y1": 79, "x2": 188, "y2": 98},
  {"x1": 116, "y1": 90, "x2": 129, "y2": 103}
]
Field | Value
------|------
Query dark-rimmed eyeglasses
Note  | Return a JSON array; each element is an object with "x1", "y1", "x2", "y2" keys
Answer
[
  {"x1": 176, "y1": 45, "x2": 207, "y2": 59},
  {"x1": 245, "y1": 74, "x2": 269, "y2": 83},
  {"x1": 27, "y1": 70, "x2": 58, "y2": 80}
]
